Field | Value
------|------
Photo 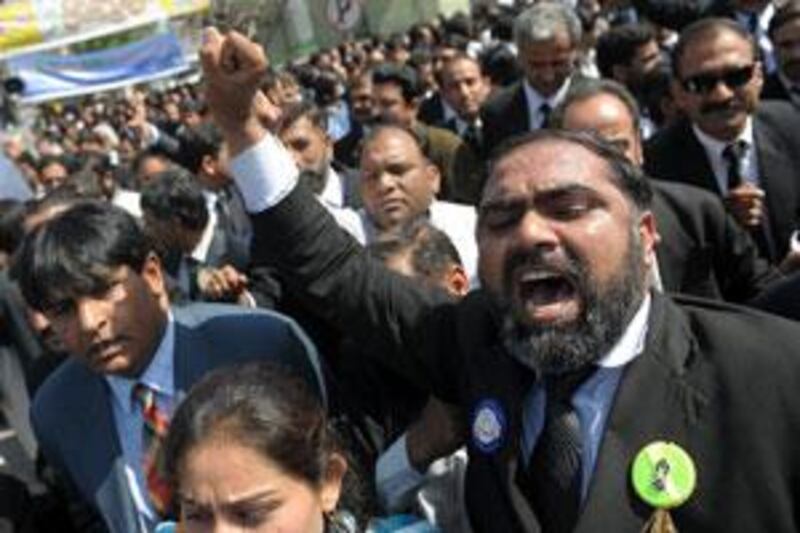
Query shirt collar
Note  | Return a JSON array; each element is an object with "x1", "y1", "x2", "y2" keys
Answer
[
  {"x1": 106, "y1": 312, "x2": 176, "y2": 414},
  {"x1": 318, "y1": 167, "x2": 344, "y2": 208},
  {"x1": 596, "y1": 293, "x2": 651, "y2": 368},
  {"x1": 692, "y1": 117, "x2": 754, "y2": 159},
  {"x1": 522, "y1": 78, "x2": 572, "y2": 111},
  {"x1": 191, "y1": 192, "x2": 218, "y2": 263}
]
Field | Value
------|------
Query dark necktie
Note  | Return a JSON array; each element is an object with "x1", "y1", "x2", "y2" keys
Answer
[
  {"x1": 463, "y1": 122, "x2": 482, "y2": 150},
  {"x1": 132, "y1": 383, "x2": 172, "y2": 516},
  {"x1": 722, "y1": 140, "x2": 747, "y2": 190},
  {"x1": 522, "y1": 367, "x2": 594, "y2": 533},
  {"x1": 539, "y1": 103, "x2": 551, "y2": 129}
]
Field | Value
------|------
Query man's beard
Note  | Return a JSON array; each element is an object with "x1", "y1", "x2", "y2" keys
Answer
[
  {"x1": 298, "y1": 162, "x2": 331, "y2": 196},
  {"x1": 495, "y1": 228, "x2": 648, "y2": 377}
]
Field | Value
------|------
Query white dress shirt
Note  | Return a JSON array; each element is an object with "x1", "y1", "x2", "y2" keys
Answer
[{"x1": 692, "y1": 119, "x2": 760, "y2": 195}]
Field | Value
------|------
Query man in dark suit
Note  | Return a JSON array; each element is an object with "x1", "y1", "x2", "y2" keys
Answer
[
  {"x1": 202, "y1": 28, "x2": 800, "y2": 532},
  {"x1": 334, "y1": 70, "x2": 378, "y2": 169},
  {"x1": 10, "y1": 201, "x2": 322, "y2": 533},
  {"x1": 762, "y1": 0, "x2": 800, "y2": 106},
  {"x1": 552, "y1": 77, "x2": 779, "y2": 302},
  {"x1": 277, "y1": 101, "x2": 361, "y2": 209},
  {"x1": 645, "y1": 18, "x2": 800, "y2": 264},
  {"x1": 480, "y1": 1, "x2": 585, "y2": 155}
]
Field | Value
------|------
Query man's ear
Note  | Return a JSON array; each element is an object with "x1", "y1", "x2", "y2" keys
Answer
[
  {"x1": 426, "y1": 162, "x2": 442, "y2": 196},
  {"x1": 444, "y1": 264, "x2": 470, "y2": 297},
  {"x1": 637, "y1": 210, "x2": 660, "y2": 268},
  {"x1": 200, "y1": 153, "x2": 217, "y2": 177},
  {"x1": 140, "y1": 252, "x2": 167, "y2": 300}
]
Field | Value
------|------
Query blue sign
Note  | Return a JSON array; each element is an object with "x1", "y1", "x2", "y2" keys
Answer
[{"x1": 8, "y1": 31, "x2": 190, "y2": 102}]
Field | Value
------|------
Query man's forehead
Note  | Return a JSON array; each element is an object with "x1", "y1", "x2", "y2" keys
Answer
[
  {"x1": 486, "y1": 141, "x2": 612, "y2": 195},
  {"x1": 363, "y1": 129, "x2": 423, "y2": 159}
]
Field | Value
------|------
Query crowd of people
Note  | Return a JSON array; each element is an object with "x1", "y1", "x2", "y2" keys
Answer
[{"x1": 3, "y1": 0, "x2": 800, "y2": 530}]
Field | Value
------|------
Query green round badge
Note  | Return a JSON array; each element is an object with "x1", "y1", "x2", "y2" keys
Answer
[{"x1": 631, "y1": 441, "x2": 696, "y2": 509}]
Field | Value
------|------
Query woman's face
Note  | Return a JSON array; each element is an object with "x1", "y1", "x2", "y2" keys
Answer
[{"x1": 177, "y1": 438, "x2": 345, "y2": 532}]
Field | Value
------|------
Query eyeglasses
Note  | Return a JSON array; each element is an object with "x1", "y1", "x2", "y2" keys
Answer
[{"x1": 680, "y1": 64, "x2": 756, "y2": 95}]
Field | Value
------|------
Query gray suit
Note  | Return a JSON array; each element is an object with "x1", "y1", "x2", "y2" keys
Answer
[{"x1": 30, "y1": 303, "x2": 323, "y2": 533}]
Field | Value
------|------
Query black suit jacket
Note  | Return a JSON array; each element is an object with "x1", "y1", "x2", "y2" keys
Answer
[
  {"x1": 644, "y1": 101, "x2": 800, "y2": 262},
  {"x1": 250, "y1": 185, "x2": 800, "y2": 532},
  {"x1": 761, "y1": 73, "x2": 793, "y2": 104},
  {"x1": 480, "y1": 81, "x2": 531, "y2": 156},
  {"x1": 651, "y1": 181, "x2": 778, "y2": 302},
  {"x1": 480, "y1": 76, "x2": 589, "y2": 156}
]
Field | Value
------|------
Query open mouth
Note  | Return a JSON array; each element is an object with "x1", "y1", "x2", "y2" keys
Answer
[{"x1": 516, "y1": 270, "x2": 581, "y2": 324}]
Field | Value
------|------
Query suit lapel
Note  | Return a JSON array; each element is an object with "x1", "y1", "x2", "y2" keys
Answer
[
  {"x1": 576, "y1": 295, "x2": 708, "y2": 531},
  {"x1": 73, "y1": 372, "x2": 141, "y2": 532},
  {"x1": 510, "y1": 84, "x2": 531, "y2": 134},
  {"x1": 753, "y1": 116, "x2": 795, "y2": 254},
  {"x1": 681, "y1": 123, "x2": 720, "y2": 194}
]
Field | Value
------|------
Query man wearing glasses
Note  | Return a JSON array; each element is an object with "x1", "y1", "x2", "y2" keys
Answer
[{"x1": 645, "y1": 18, "x2": 800, "y2": 266}]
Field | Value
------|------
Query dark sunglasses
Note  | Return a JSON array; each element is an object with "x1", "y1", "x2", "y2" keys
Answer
[{"x1": 680, "y1": 64, "x2": 756, "y2": 95}]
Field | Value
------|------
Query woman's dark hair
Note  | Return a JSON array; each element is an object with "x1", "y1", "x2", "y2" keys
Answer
[{"x1": 163, "y1": 362, "x2": 349, "y2": 508}]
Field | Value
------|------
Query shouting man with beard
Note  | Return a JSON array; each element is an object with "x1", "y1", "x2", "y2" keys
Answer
[{"x1": 202, "y1": 28, "x2": 800, "y2": 533}]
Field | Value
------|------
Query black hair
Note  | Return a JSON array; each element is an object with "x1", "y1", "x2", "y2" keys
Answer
[
  {"x1": 0, "y1": 200, "x2": 26, "y2": 256},
  {"x1": 769, "y1": 0, "x2": 800, "y2": 37},
  {"x1": 11, "y1": 200, "x2": 151, "y2": 313},
  {"x1": 140, "y1": 168, "x2": 209, "y2": 232},
  {"x1": 372, "y1": 63, "x2": 423, "y2": 102},
  {"x1": 368, "y1": 219, "x2": 462, "y2": 281},
  {"x1": 595, "y1": 23, "x2": 655, "y2": 79},
  {"x1": 278, "y1": 100, "x2": 329, "y2": 136},
  {"x1": 488, "y1": 129, "x2": 653, "y2": 210},
  {"x1": 672, "y1": 18, "x2": 758, "y2": 78},
  {"x1": 480, "y1": 44, "x2": 521, "y2": 87},
  {"x1": 162, "y1": 362, "x2": 362, "y2": 519},
  {"x1": 36, "y1": 154, "x2": 69, "y2": 175},
  {"x1": 173, "y1": 122, "x2": 223, "y2": 175}
]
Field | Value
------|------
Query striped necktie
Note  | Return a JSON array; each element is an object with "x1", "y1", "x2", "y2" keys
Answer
[{"x1": 132, "y1": 383, "x2": 172, "y2": 516}]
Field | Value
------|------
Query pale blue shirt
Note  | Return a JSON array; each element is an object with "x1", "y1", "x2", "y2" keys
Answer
[
  {"x1": 106, "y1": 313, "x2": 176, "y2": 531},
  {"x1": 522, "y1": 78, "x2": 572, "y2": 130}
]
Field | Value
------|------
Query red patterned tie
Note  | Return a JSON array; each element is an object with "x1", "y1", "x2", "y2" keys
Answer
[{"x1": 132, "y1": 383, "x2": 172, "y2": 516}]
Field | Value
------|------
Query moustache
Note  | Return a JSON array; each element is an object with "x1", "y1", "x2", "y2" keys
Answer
[{"x1": 699, "y1": 99, "x2": 741, "y2": 116}]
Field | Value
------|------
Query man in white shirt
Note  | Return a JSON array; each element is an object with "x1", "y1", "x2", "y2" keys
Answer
[{"x1": 330, "y1": 124, "x2": 479, "y2": 282}]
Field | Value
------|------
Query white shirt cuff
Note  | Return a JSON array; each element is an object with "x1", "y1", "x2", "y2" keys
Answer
[
  {"x1": 375, "y1": 433, "x2": 427, "y2": 512},
  {"x1": 229, "y1": 134, "x2": 299, "y2": 213}
]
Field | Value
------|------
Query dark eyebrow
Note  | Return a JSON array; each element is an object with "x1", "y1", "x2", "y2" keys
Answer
[
  {"x1": 181, "y1": 489, "x2": 279, "y2": 508},
  {"x1": 480, "y1": 183, "x2": 598, "y2": 211}
]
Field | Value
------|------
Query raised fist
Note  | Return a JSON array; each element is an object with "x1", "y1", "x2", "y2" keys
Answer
[{"x1": 200, "y1": 27, "x2": 269, "y2": 154}]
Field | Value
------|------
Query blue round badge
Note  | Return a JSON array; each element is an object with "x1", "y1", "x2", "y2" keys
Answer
[{"x1": 471, "y1": 399, "x2": 507, "y2": 454}]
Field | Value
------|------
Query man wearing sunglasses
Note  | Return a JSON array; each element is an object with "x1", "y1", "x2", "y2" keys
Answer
[{"x1": 645, "y1": 18, "x2": 800, "y2": 266}]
